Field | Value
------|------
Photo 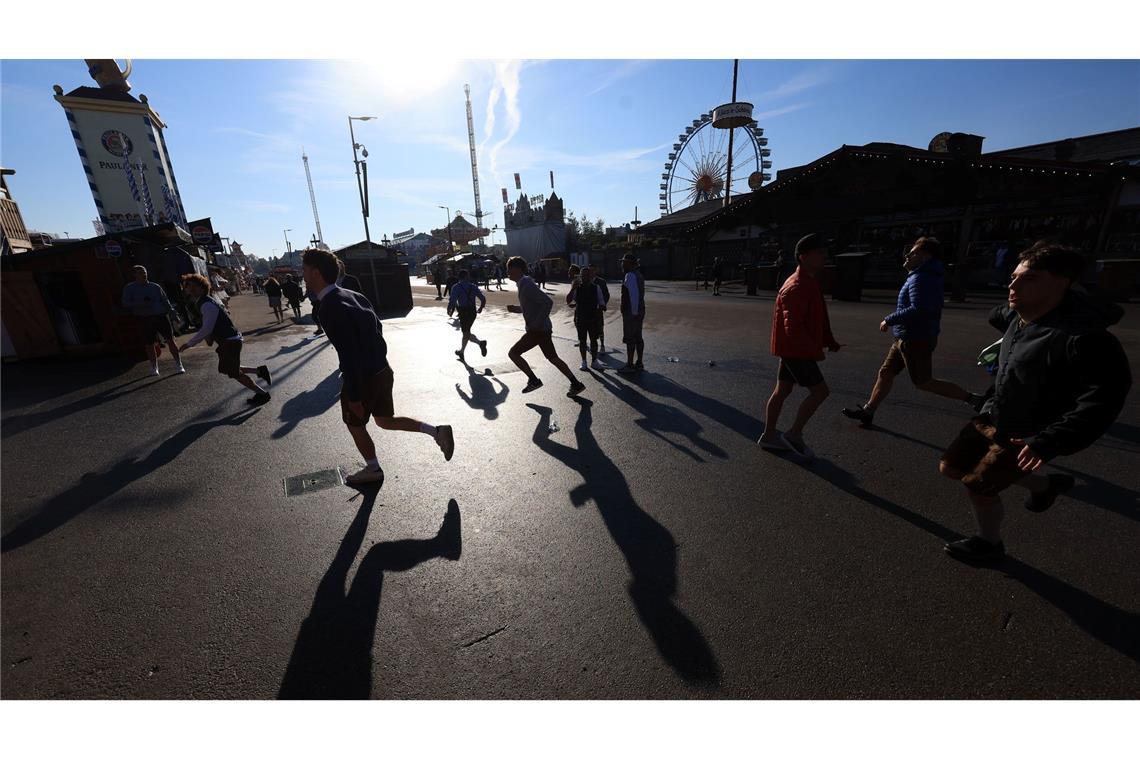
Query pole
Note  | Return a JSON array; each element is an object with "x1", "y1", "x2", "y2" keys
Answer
[
  {"x1": 349, "y1": 117, "x2": 372, "y2": 249},
  {"x1": 724, "y1": 59, "x2": 739, "y2": 208}
]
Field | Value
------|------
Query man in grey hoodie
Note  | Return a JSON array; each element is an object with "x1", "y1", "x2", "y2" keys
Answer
[
  {"x1": 506, "y1": 256, "x2": 586, "y2": 397},
  {"x1": 938, "y1": 242, "x2": 1131, "y2": 562}
]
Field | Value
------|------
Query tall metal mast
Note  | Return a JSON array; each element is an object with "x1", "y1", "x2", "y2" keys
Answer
[
  {"x1": 464, "y1": 84, "x2": 485, "y2": 242},
  {"x1": 302, "y1": 148, "x2": 324, "y2": 246}
]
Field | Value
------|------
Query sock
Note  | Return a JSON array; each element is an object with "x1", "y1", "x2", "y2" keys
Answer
[
  {"x1": 365, "y1": 458, "x2": 380, "y2": 471},
  {"x1": 1018, "y1": 472, "x2": 1050, "y2": 494},
  {"x1": 420, "y1": 423, "x2": 437, "y2": 436}
]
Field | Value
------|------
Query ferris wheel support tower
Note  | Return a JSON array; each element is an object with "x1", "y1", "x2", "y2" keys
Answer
[
  {"x1": 302, "y1": 149, "x2": 324, "y2": 247},
  {"x1": 464, "y1": 84, "x2": 485, "y2": 242}
]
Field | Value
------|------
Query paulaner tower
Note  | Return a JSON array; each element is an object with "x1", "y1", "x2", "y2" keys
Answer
[{"x1": 53, "y1": 59, "x2": 188, "y2": 234}]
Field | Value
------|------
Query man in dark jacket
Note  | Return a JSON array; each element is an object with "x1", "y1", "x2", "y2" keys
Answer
[
  {"x1": 302, "y1": 249, "x2": 454, "y2": 486},
  {"x1": 843, "y1": 237, "x2": 983, "y2": 425},
  {"x1": 939, "y1": 242, "x2": 1132, "y2": 562}
]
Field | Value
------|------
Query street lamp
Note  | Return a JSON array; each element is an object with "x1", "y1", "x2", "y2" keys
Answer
[
  {"x1": 348, "y1": 116, "x2": 376, "y2": 249},
  {"x1": 438, "y1": 205, "x2": 454, "y2": 251}
]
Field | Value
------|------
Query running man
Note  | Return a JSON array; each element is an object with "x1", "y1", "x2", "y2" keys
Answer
[
  {"x1": 301, "y1": 249, "x2": 454, "y2": 486},
  {"x1": 843, "y1": 237, "x2": 984, "y2": 426},
  {"x1": 121, "y1": 265, "x2": 184, "y2": 376},
  {"x1": 177, "y1": 274, "x2": 272, "y2": 405},
  {"x1": 447, "y1": 269, "x2": 488, "y2": 362},
  {"x1": 758, "y1": 233, "x2": 843, "y2": 460},
  {"x1": 618, "y1": 253, "x2": 645, "y2": 374},
  {"x1": 505, "y1": 256, "x2": 586, "y2": 397},
  {"x1": 938, "y1": 242, "x2": 1131, "y2": 562}
]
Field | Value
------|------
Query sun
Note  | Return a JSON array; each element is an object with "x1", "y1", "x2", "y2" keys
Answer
[{"x1": 341, "y1": 58, "x2": 463, "y2": 104}]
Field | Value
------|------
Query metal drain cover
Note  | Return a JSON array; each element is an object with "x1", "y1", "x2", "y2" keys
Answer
[{"x1": 284, "y1": 468, "x2": 345, "y2": 496}]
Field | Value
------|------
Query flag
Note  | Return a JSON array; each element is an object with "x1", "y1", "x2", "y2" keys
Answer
[
  {"x1": 550, "y1": 170, "x2": 554, "y2": 189},
  {"x1": 501, "y1": 187, "x2": 508, "y2": 203},
  {"x1": 513, "y1": 173, "x2": 521, "y2": 190}
]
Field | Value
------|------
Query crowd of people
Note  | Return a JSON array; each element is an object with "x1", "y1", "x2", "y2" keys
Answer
[{"x1": 125, "y1": 234, "x2": 1132, "y2": 562}]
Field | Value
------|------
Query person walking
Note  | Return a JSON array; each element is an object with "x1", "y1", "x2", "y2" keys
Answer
[
  {"x1": 433, "y1": 264, "x2": 445, "y2": 300},
  {"x1": 938, "y1": 242, "x2": 1132, "y2": 562},
  {"x1": 282, "y1": 275, "x2": 304, "y2": 320},
  {"x1": 122, "y1": 265, "x2": 185, "y2": 376},
  {"x1": 264, "y1": 276, "x2": 284, "y2": 323},
  {"x1": 447, "y1": 269, "x2": 488, "y2": 362},
  {"x1": 569, "y1": 265, "x2": 608, "y2": 371},
  {"x1": 842, "y1": 237, "x2": 984, "y2": 426},
  {"x1": 617, "y1": 253, "x2": 646, "y2": 374},
  {"x1": 758, "y1": 233, "x2": 843, "y2": 460},
  {"x1": 177, "y1": 274, "x2": 272, "y2": 405},
  {"x1": 712, "y1": 257, "x2": 724, "y2": 296},
  {"x1": 300, "y1": 249, "x2": 454, "y2": 486},
  {"x1": 595, "y1": 269, "x2": 611, "y2": 353},
  {"x1": 505, "y1": 256, "x2": 586, "y2": 397},
  {"x1": 496, "y1": 263, "x2": 505, "y2": 291}
]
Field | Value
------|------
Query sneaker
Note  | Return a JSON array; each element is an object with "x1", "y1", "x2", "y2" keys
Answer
[
  {"x1": 345, "y1": 465, "x2": 385, "y2": 486},
  {"x1": 522, "y1": 378, "x2": 544, "y2": 393},
  {"x1": 944, "y1": 536, "x2": 1006, "y2": 562},
  {"x1": 480, "y1": 340, "x2": 488, "y2": 358},
  {"x1": 617, "y1": 364, "x2": 637, "y2": 375},
  {"x1": 175, "y1": 363, "x2": 187, "y2": 375},
  {"x1": 257, "y1": 365, "x2": 272, "y2": 386},
  {"x1": 1025, "y1": 473, "x2": 1075, "y2": 513},
  {"x1": 591, "y1": 358, "x2": 605, "y2": 371},
  {"x1": 780, "y1": 433, "x2": 815, "y2": 461},
  {"x1": 246, "y1": 391, "x2": 271, "y2": 406},
  {"x1": 841, "y1": 404, "x2": 874, "y2": 426},
  {"x1": 150, "y1": 365, "x2": 160, "y2": 376},
  {"x1": 435, "y1": 425, "x2": 455, "y2": 462},
  {"x1": 567, "y1": 380, "x2": 586, "y2": 397},
  {"x1": 579, "y1": 360, "x2": 589, "y2": 371},
  {"x1": 758, "y1": 434, "x2": 790, "y2": 451}
]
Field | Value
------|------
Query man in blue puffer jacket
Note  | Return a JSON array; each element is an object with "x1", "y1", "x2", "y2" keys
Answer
[{"x1": 843, "y1": 237, "x2": 983, "y2": 426}]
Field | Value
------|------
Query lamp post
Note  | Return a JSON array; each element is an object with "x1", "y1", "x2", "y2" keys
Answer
[
  {"x1": 348, "y1": 116, "x2": 376, "y2": 250},
  {"x1": 283, "y1": 228, "x2": 292, "y2": 255},
  {"x1": 438, "y1": 205, "x2": 454, "y2": 252}
]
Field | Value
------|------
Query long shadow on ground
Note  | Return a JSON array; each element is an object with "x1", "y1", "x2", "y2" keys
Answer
[
  {"x1": 528, "y1": 399, "x2": 720, "y2": 687},
  {"x1": 618, "y1": 371, "x2": 763, "y2": 442},
  {"x1": 278, "y1": 490, "x2": 461, "y2": 699},
  {"x1": 455, "y1": 363, "x2": 509, "y2": 420},
  {"x1": 1, "y1": 373, "x2": 179, "y2": 439},
  {"x1": 804, "y1": 457, "x2": 1139, "y2": 664},
  {"x1": 1, "y1": 407, "x2": 261, "y2": 553},
  {"x1": 593, "y1": 371, "x2": 725, "y2": 461},
  {"x1": 273, "y1": 369, "x2": 341, "y2": 439}
]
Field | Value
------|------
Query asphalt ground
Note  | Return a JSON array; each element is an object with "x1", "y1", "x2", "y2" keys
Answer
[{"x1": 2, "y1": 277, "x2": 1137, "y2": 699}]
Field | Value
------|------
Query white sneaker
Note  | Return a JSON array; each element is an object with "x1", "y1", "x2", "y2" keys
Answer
[
  {"x1": 579, "y1": 360, "x2": 589, "y2": 371},
  {"x1": 150, "y1": 365, "x2": 160, "y2": 376},
  {"x1": 345, "y1": 465, "x2": 384, "y2": 485},
  {"x1": 175, "y1": 363, "x2": 186, "y2": 374},
  {"x1": 591, "y1": 358, "x2": 605, "y2": 370}
]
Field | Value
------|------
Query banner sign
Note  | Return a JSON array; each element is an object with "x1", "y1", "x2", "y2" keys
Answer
[
  {"x1": 514, "y1": 173, "x2": 521, "y2": 190},
  {"x1": 501, "y1": 187, "x2": 509, "y2": 203}
]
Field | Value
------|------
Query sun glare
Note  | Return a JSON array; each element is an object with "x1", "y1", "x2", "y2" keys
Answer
[{"x1": 343, "y1": 58, "x2": 463, "y2": 104}]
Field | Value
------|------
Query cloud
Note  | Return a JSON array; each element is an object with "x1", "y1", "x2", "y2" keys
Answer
[
  {"x1": 486, "y1": 60, "x2": 522, "y2": 188},
  {"x1": 753, "y1": 102, "x2": 811, "y2": 120},
  {"x1": 585, "y1": 60, "x2": 651, "y2": 97},
  {"x1": 757, "y1": 66, "x2": 836, "y2": 101}
]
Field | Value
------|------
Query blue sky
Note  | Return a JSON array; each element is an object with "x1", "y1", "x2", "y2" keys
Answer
[{"x1": 2, "y1": 59, "x2": 1137, "y2": 258}]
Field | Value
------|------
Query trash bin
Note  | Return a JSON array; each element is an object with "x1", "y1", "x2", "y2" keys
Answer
[
  {"x1": 1096, "y1": 258, "x2": 1140, "y2": 303},
  {"x1": 833, "y1": 253, "x2": 869, "y2": 301},
  {"x1": 756, "y1": 264, "x2": 779, "y2": 291},
  {"x1": 744, "y1": 265, "x2": 759, "y2": 296}
]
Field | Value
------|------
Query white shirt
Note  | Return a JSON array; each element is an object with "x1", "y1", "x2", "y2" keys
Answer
[
  {"x1": 185, "y1": 299, "x2": 242, "y2": 347},
  {"x1": 318, "y1": 283, "x2": 337, "y2": 300},
  {"x1": 624, "y1": 272, "x2": 641, "y2": 316}
]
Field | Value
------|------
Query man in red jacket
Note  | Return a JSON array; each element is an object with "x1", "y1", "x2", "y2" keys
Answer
[{"x1": 759, "y1": 233, "x2": 843, "y2": 459}]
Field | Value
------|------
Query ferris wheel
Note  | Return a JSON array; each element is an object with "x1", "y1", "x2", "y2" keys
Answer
[{"x1": 658, "y1": 111, "x2": 772, "y2": 215}]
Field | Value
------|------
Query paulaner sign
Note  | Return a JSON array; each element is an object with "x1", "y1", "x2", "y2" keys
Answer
[{"x1": 54, "y1": 78, "x2": 188, "y2": 234}]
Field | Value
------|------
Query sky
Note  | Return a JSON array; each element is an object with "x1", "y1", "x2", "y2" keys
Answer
[{"x1": 2, "y1": 58, "x2": 1137, "y2": 259}]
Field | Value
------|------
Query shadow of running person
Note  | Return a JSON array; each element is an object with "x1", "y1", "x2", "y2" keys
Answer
[
  {"x1": 272, "y1": 369, "x2": 342, "y2": 439},
  {"x1": 1, "y1": 407, "x2": 262, "y2": 554},
  {"x1": 278, "y1": 493, "x2": 461, "y2": 699},
  {"x1": 593, "y1": 371, "x2": 726, "y2": 462},
  {"x1": 527, "y1": 400, "x2": 720, "y2": 687},
  {"x1": 807, "y1": 457, "x2": 1140, "y2": 664},
  {"x1": 455, "y1": 364, "x2": 509, "y2": 420},
  {"x1": 618, "y1": 371, "x2": 764, "y2": 443}
]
